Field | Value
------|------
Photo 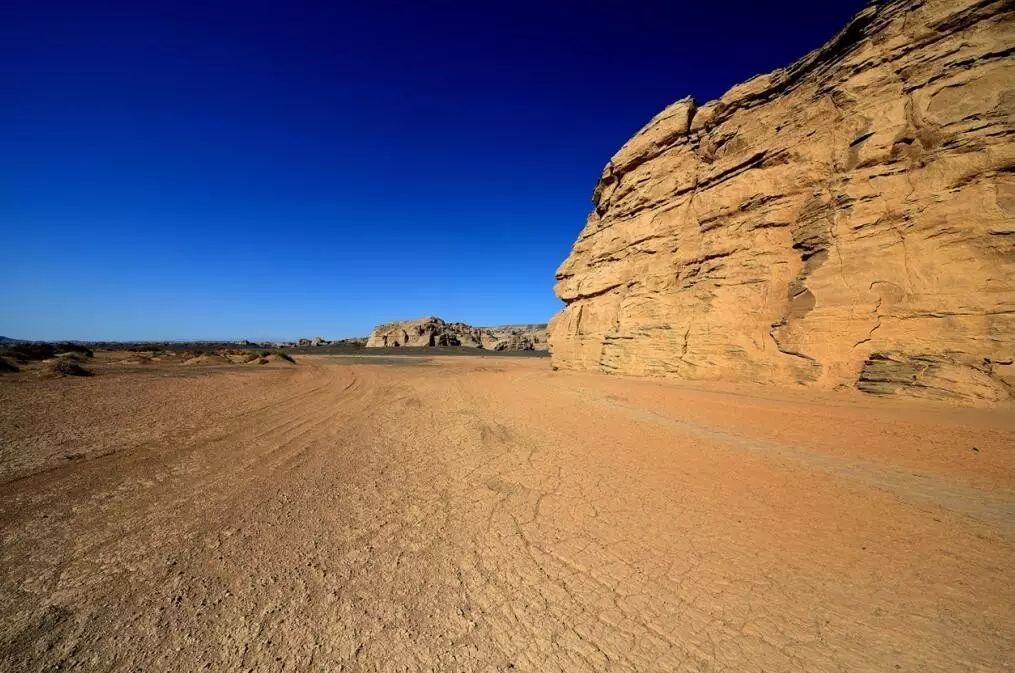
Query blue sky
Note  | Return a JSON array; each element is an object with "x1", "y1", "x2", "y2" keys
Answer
[{"x1": 1, "y1": 0, "x2": 863, "y2": 340}]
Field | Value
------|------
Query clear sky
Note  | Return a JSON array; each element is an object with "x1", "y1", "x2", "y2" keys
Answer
[{"x1": 2, "y1": 0, "x2": 864, "y2": 341}]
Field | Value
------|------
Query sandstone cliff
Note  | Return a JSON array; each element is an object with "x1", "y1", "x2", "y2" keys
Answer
[
  {"x1": 549, "y1": 0, "x2": 1014, "y2": 404},
  {"x1": 367, "y1": 317, "x2": 547, "y2": 351}
]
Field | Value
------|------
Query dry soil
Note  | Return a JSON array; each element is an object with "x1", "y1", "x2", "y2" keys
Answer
[{"x1": 1, "y1": 354, "x2": 1012, "y2": 672}]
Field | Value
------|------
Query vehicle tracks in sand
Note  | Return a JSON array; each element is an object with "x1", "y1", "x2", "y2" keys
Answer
[
  {"x1": 542, "y1": 377, "x2": 1015, "y2": 534},
  {"x1": 1, "y1": 356, "x2": 1012, "y2": 672}
]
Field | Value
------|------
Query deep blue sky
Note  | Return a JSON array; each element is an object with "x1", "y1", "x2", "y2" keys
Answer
[{"x1": 2, "y1": 0, "x2": 864, "y2": 340}]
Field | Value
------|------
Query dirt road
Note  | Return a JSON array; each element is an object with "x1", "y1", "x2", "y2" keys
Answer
[{"x1": 1, "y1": 355, "x2": 1013, "y2": 671}]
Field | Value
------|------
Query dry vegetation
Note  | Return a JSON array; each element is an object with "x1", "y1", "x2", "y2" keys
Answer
[
  {"x1": 0, "y1": 346, "x2": 297, "y2": 381},
  {"x1": 45, "y1": 358, "x2": 93, "y2": 377}
]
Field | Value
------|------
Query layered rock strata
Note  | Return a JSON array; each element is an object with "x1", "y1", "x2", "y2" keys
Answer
[{"x1": 549, "y1": 0, "x2": 1014, "y2": 403}]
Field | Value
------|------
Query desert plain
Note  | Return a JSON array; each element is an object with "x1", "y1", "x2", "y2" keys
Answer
[{"x1": 1, "y1": 351, "x2": 1012, "y2": 672}]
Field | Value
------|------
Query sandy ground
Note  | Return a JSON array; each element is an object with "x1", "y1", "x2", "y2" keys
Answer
[{"x1": 1, "y1": 354, "x2": 1013, "y2": 672}]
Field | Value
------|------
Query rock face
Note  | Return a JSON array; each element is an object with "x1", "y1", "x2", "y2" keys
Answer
[
  {"x1": 549, "y1": 0, "x2": 1014, "y2": 404},
  {"x1": 366, "y1": 317, "x2": 547, "y2": 351}
]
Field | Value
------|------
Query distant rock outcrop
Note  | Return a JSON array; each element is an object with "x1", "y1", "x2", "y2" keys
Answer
[
  {"x1": 292, "y1": 337, "x2": 367, "y2": 348},
  {"x1": 366, "y1": 317, "x2": 547, "y2": 351},
  {"x1": 548, "y1": 0, "x2": 1014, "y2": 404}
]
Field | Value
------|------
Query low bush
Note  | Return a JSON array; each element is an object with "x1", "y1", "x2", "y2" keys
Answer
[
  {"x1": 48, "y1": 359, "x2": 94, "y2": 377},
  {"x1": 54, "y1": 342, "x2": 94, "y2": 358},
  {"x1": 4, "y1": 342, "x2": 56, "y2": 362},
  {"x1": 1, "y1": 342, "x2": 93, "y2": 362}
]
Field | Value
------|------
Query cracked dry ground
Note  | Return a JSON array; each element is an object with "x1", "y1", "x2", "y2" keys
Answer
[{"x1": 1, "y1": 356, "x2": 1013, "y2": 672}]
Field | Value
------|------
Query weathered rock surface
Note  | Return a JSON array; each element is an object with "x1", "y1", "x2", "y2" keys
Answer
[
  {"x1": 366, "y1": 317, "x2": 547, "y2": 351},
  {"x1": 549, "y1": 0, "x2": 1014, "y2": 404}
]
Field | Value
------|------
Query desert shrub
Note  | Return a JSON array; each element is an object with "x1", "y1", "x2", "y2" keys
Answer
[
  {"x1": 275, "y1": 352, "x2": 295, "y2": 363},
  {"x1": 5, "y1": 342, "x2": 56, "y2": 362},
  {"x1": 48, "y1": 359, "x2": 93, "y2": 377},
  {"x1": 4, "y1": 342, "x2": 92, "y2": 361},
  {"x1": 0, "y1": 356, "x2": 19, "y2": 373},
  {"x1": 54, "y1": 342, "x2": 93, "y2": 358}
]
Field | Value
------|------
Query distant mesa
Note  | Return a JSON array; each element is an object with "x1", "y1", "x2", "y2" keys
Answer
[
  {"x1": 547, "y1": 0, "x2": 1014, "y2": 404},
  {"x1": 366, "y1": 317, "x2": 547, "y2": 351},
  {"x1": 292, "y1": 336, "x2": 367, "y2": 348}
]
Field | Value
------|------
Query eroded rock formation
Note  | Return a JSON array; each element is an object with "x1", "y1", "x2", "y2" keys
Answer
[
  {"x1": 367, "y1": 317, "x2": 547, "y2": 351},
  {"x1": 548, "y1": 0, "x2": 1014, "y2": 403}
]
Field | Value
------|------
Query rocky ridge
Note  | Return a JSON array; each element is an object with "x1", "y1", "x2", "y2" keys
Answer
[
  {"x1": 548, "y1": 0, "x2": 1014, "y2": 404},
  {"x1": 366, "y1": 317, "x2": 547, "y2": 351}
]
